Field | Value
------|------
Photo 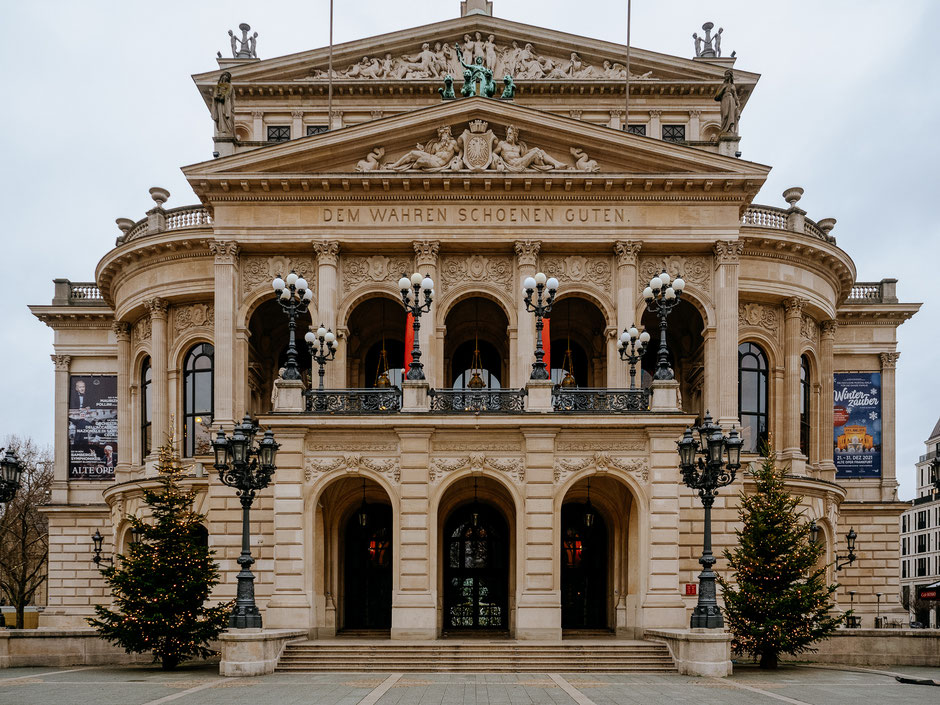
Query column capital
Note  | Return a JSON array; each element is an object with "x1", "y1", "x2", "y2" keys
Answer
[
  {"x1": 145, "y1": 297, "x2": 169, "y2": 319},
  {"x1": 251, "y1": 110, "x2": 264, "y2": 119},
  {"x1": 514, "y1": 240, "x2": 541, "y2": 268},
  {"x1": 112, "y1": 321, "x2": 131, "y2": 341},
  {"x1": 713, "y1": 240, "x2": 744, "y2": 265},
  {"x1": 783, "y1": 296, "x2": 806, "y2": 318},
  {"x1": 880, "y1": 351, "x2": 900, "y2": 369},
  {"x1": 820, "y1": 319, "x2": 838, "y2": 338},
  {"x1": 51, "y1": 354, "x2": 71, "y2": 371},
  {"x1": 609, "y1": 109, "x2": 625, "y2": 118},
  {"x1": 313, "y1": 240, "x2": 340, "y2": 266},
  {"x1": 291, "y1": 109, "x2": 304, "y2": 119},
  {"x1": 688, "y1": 109, "x2": 702, "y2": 118},
  {"x1": 209, "y1": 240, "x2": 240, "y2": 265},
  {"x1": 648, "y1": 109, "x2": 662, "y2": 118},
  {"x1": 413, "y1": 240, "x2": 440, "y2": 269},
  {"x1": 614, "y1": 240, "x2": 642, "y2": 267}
]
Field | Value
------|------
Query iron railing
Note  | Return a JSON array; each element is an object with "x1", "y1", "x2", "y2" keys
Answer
[
  {"x1": 428, "y1": 388, "x2": 527, "y2": 413},
  {"x1": 304, "y1": 388, "x2": 401, "y2": 414},
  {"x1": 552, "y1": 387, "x2": 650, "y2": 413}
]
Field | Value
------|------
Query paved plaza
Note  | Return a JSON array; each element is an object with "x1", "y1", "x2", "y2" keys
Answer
[{"x1": 0, "y1": 663, "x2": 937, "y2": 705}]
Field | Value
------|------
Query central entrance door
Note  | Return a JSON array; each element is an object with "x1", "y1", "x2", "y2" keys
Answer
[
  {"x1": 561, "y1": 503, "x2": 608, "y2": 630},
  {"x1": 443, "y1": 503, "x2": 508, "y2": 631},
  {"x1": 344, "y1": 504, "x2": 393, "y2": 630}
]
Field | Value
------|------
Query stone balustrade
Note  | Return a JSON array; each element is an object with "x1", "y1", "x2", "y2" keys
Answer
[
  {"x1": 846, "y1": 278, "x2": 899, "y2": 304},
  {"x1": 51, "y1": 279, "x2": 107, "y2": 306}
]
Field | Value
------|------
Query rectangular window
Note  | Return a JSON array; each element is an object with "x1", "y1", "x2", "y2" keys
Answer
[
  {"x1": 306, "y1": 125, "x2": 329, "y2": 136},
  {"x1": 902, "y1": 560, "x2": 908, "y2": 578},
  {"x1": 662, "y1": 124, "x2": 686, "y2": 143},
  {"x1": 902, "y1": 537, "x2": 908, "y2": 555},
  {"x1": 917, "y1": 557, "x2": 928, "y2": 577},
  {"x1": 917, "y1": 534, "x2": 928, "y2": 553},
  {"x1": 918, "y1": 511, "x2": 928, "y2": 530},
  {"x1": 624, "y1": 124, "x2": 646, "y2": 136},
  {"x1": 902, "y1": 515, "x2": 908, "y2": 533},
  {"x1": 266, "y1": 125, "x2": 291, "y2": 142}
]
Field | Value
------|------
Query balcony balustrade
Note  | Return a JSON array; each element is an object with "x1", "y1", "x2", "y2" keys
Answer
[
  {"x1": 303, "y1": 387, "x2": 402, "y2": 414},
  {"x1": 552, "y1": 387, "x2": 650, "y2": 413},
  {"x1": 427, "y1": 388, "x2": 527, "y2": 414}
]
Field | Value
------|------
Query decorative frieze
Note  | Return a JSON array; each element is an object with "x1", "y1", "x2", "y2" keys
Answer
[
  {"x1": 439, "y1": 255, "x2": 513, "y2": 294},
  {"x1": 638, "y1": 256, "x2": 710, "y2": 294},
  {"x1": 430, "y1": 454, "x2": 524, "y2": 484},
  {"x1": 173, "y1": 303, "x2": 214, "y2": 334},
  {"x1": 553, "y1": 452, "x2": 649, "y2": 484},
  {"x1": 555, "y1": 439, "x2": 645, "y2": 452},
  {"x1": 432, "y1": 440, "x2": 522, "y2": 452},
  {"x1": 342, "y1": 255, "x2": 413, "y2": 294},
  {"x1": 305, "y1": 439, "x2": 398, "y2": 452},
  {"x1": 738, "y1": 302, "x2": 780, "y2": 334},
  {"x1": 304, "y1": 453, "x2": 400, "y2": 483},
  {"x1": 541, "y1": 255, "x2": 611, "y2": 293},
  {"x1": 241, "y1": 255, "x2": 316, "y2": 297}
]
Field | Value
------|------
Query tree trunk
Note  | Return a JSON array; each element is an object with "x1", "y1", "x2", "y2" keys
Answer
[
  {"x1": 759, "y1": 651, "x2": 779, "y2": 669},
  {"x1": 15, "y1": 605, "x2": 24, "y2": 630}
]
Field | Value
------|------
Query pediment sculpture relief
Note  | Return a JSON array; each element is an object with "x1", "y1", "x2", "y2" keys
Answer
[
  {"x1": 310, "y1": 34, "x2": 657, "y2": 82},
  {"x1": 357, "y1": 121, "x2": 600, "y2": 173}
]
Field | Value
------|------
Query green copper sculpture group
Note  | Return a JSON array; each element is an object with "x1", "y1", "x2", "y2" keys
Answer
[{"x1": 443, "y1": 42, "x2": 515, "y2": 101}]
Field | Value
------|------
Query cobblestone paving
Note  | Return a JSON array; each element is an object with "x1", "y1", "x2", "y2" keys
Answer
[{"x1": 0, "y1": 663, "x2": 937, "y2": 705}]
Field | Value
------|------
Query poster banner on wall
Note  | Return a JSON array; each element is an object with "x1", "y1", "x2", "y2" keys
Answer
[
  {"x1": 68, "y1": 375, "x2": 117, "y2": 480},
  {"x1": 833, "y1": 372, "x2": 882, "y2": 479}
]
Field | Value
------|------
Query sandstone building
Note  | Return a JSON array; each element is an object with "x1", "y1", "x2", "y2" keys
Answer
[{"x1": 31, "y1": 4, "x2": 918, "y2": 640}]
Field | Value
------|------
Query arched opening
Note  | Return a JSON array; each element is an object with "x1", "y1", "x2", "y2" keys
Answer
[
  {"x1": 444, "y1": 297, "x2": 509, "y2": 388},
  {"x1": 800, "y1": 355, "x2": 812, "y2": 457},
  {"x1": 345, "y1": 296, "x2": 407, "y2": 387},
  {"x1": 316, "y1": 476, "x2": 394, "y2": 634},
  {"x1": 549, "y1": 297, "x2": 607, "y2": 387},
  {"x1": 182, "y1": 343, "x2": 214, "y2": 457},
  {"x1": 438, "y1": 475, "x2": 515, "y2": 634},
  {"x1": 246, "y1": 298, "x2": 312, "y2": 415},
  {"x1": 641, "y1": 299, "x2": 705, "y2": 414},
  {"x1": 560, "y1": 475, "x2": 638, "y2": 635},
  {"x1": 739, "y1": 342, "x2": 770, "y2": 454}
]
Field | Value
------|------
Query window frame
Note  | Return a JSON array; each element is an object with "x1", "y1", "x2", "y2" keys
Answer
[
  {"x1": 182, "y1": 343, "x2": 214, "y2": 458},
  {"x1": 661, "y1": 124, "x2": 686, "y2": 143},
  {"x1": 141, "y1": 356, "x2": 152, "y2": 461},
  {"x1": 266, "y1": 125, "x2": 291, "y2": 142},
  {"x1": 738, "y1": 342, "x2": 769, "y2": 454},
  {"x1": 800, "y1": 355, "x2": 811, "y2": 457}
]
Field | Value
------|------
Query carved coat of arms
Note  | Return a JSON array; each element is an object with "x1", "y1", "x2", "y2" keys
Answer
[{"x1": 459, "y1": 120, "x2": 497, "y2": 171}]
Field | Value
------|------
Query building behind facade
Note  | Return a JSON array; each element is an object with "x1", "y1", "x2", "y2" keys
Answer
[{"x1": 30, "y1": 4, "x2": 919, "y2": 639}]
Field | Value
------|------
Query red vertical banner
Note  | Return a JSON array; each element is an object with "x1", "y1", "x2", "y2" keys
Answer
[
  {"x1": 542, "y1": 317, "x2": 550, "y2": 372},
  {"x1": 404, "y1": 312, "x2": 415, "y2": 371}
]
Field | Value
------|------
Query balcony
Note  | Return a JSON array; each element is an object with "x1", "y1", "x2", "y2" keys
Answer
[
  {"x1": 304, "y1": 388, "x2": 402, "y2": 414},
  {"x1": 552, "y1": 387, "x2": 649, "y2": 413},
  {"x1": 428, "y1": 388, "x2": 527, "y2": 414},
  {"x1": 52, "y1": 279, "x2": 107, "y2": 307}
]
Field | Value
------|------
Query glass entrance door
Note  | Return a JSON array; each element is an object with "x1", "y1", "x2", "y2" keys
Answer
[
  {"x1": 561, "y1": 503, "x2": 608, "y2": 629},
  {"x1": 344, "y1": 504, "x2": 393, "y2": 630}
]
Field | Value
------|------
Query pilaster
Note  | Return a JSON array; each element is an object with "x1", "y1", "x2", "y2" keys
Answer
[
  {"x1": 314, "y1": 240, "x2": 339, "y2": 387},
  {"x1": 291, "y1": 110, "x2": 304, "y2": 139},
  {"x1": 782, "y1": 297, "x2": 807, "y2": 473},
  {"x1": 145, "y1": 298, "x2": 169, "y2": 453},
  {"x1": 648, "y1": 110, "x2": 662, "y2": 140},
  {"x1": 712, "y1": 241, "x2": 743, "y2": 428},
  {"x1": 880, "y1": 352, "x2": 901, "y2": 501},
  {"x1": 51, "y1": 355, "x2": 71, "y2": 503},
  {"x1": 819, "y1": 321, "x2": 837, "y2": 481},
  {"x1": 688, "y1": 109, "x2": 702, "y2": 141},
  {"x1": 211, "y1": 241, "x2": 239, "y2": 428},
  {"x1": 614, "y1": 241, "x2": 641, "y2": 387},
  {"x1": 514, "y1": 240, "x2": 540, "y2": 388},
  {"x1": 252, "y1": 110, "x2": 264, "y2": 141},
  {"x1": 414, "y1": 240, "x2": 440, "y2": 388},
  {"x1": 112, "y1": 322, "x2": 132, "y2": 482}
]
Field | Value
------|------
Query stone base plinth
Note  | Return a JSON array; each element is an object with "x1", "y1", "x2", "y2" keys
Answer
[
  {"x1": 525, "y1": 379, "x2": 554, "y2": 412},
  {"x1": 803, "y1": 628, "x2": 940, "y2": 667},
  {"x1": 0, "y1": 629, "x2": 167, "y2": 668},
  {"x1": 272, "y1": 379, "x2": 305, "y2": 412},
  {"x1": 401, "y1": 380, "x2": 429, "y2": 412},
  {"x1": 645, "y1": 628, "x2": 732, "y2": 677},
  {"x1": 218, "y1": 628, "x2": 307, "y2": 677},
  {"x1": 649, "y1": 380, "x2": 680, "y2": 412}
]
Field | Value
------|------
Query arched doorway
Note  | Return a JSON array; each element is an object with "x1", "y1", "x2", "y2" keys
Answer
[
  {"x1": 549, "y1": 296, "x2": 608, "y2": 387},
  {"x1": 343, "y1": 502, "x2": 393, "y2": 630},
  {"x1": 345, "y1": 296, "x2": 406, "y2": 388},
  {"x1": 641, "y1": 299, "x2": 705, "y2": 415},
  {"x1": 247, "y1": 298, "x2": 312, "y2": 415},
  {"x1": 443, "y1": 502, "x2": 509, "y2": 631},
  {"x1": 443, "y1": 297, "x2": 510, "y2": 388},
  {"x1": 561, "y1": 502, "x2": 608, "y2": 629}
]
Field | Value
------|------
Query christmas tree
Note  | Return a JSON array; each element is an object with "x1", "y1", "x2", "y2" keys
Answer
[
  {"x1": 89, "y1": 442, "x2": 231, "y2": 670},
  {"x1": 718, "y1": 450, "x2": 845, "y2": 669}
]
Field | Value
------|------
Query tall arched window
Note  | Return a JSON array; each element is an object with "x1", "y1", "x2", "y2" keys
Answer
[
  {"x1": 183, "y1": 343, "x2": 214, "y2": 457},
  {"x1": 141, "y1": 357, "x2": 152, "y2": 461},
  {"x1": 738, "y1": 342, "x2": 768, "y2": 454},
  {"x1": 800, "y1": 355, "x2": 811, "y2": 457}
]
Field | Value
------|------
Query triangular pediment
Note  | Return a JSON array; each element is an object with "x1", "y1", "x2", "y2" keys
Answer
[
  {"x1": 193, "y1": 15, "x2": 757, "y2": 100},
  {"x1": 184, "y1": 97, "x2": 769, "y2": 192}
]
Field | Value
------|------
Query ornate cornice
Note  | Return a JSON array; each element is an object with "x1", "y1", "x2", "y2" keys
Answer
[
  {"x1": 614, "y1": 240, "x2": 641, "y2": 267},
  {"x1": 880, "y1": 352, "x2": 900, "y2": 369},
  {"x1": 514, "y1": 240, "x2": 541, "y2": 268},
  {"x1": 713, "y1": 239, "x2": 744, "y2": 265},
  {"x1": 313, "y1": 240, "x2": 340, "y2": 266}
]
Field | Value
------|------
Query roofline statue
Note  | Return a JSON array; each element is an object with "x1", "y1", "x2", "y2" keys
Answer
[{"x1": 228, "y1": 23, "x2": 259, "y2": 59}]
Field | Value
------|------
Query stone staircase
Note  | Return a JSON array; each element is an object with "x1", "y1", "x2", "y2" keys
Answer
[{"x1": 276, "y1": 639, "x2": 677, "y2": 672}]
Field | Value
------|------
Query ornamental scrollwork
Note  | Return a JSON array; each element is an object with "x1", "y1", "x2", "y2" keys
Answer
[
  {"x1": 242, "y1": 255, "x2": 316, "y2": 298},
  {"x1": 342, "y1": 255, "x2": 413, "y2": 294},
  {"x1": 800, "y1": 314, "x2": 818, "y2": 343},
  {"x1": 430, "y1": 454, "x2": 524, "y2": 484},
  {"x1": 439, "y1": 255, "x2": 513, "y2": 295},
  {"x1": 738, "y1": 302, "x2": 780, "y2": 334},
  {"x1": 541, "y1": 255, "x2": 611, "y2": 293},
  {"x1": 638, "y1": 256, "x2": 710, "y2": 295},
  {"x1": 132, "y1": 316, "x2": 152, "y2": 344},
  {"x1": 553, "y1": 451, "x2": 649, "y2": 484},
  {"x1": 303, "y1": 453, "x2": 400, "y2": 483},
  {"x1": 173, "y1": 303, "x2": 214, "y2": 334}
]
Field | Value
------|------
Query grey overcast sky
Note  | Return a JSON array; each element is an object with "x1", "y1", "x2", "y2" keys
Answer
[{"x1": 1, "y1": 1, "x2": 937, "y2": 499}]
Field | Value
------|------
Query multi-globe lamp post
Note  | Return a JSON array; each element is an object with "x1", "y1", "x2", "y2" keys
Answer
[
  {"x1": 304, "y1": 324, "x2": 338, "y2": 391},
  {"x1": 676, "y1": 412, "x2": 743, "y2": 629},
  {"x1": 617, "y1": 325, "x2": 650, "y2": 389},
  {"x1": 521, "y1": 272, "x2": 559, "y2": 380},
  {"x1": 272, "y1": 271, "x2": 313, "y2": 381},
  {"x1": 643, "y1": 270, "x2": 685, "y2": 380},
  {"x1": 398, "y1": 272, "x2": 434, "y2": 381},
  {"x1": 212, "y1": 416, "x2": 279, "y2": 629}
]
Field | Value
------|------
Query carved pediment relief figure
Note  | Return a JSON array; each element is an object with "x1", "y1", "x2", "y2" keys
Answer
[{"x1": 360, "y1": 121, "x2": 600, "y2": 173}]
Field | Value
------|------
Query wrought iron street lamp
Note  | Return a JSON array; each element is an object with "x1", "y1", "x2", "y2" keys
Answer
[
  {"x1": 522, "y1": 272, "x2": 559, "y2": 380},
  {"x1": 643, "y1": 270, "x2": 685, "y2": 380},
  {"x1": 272, "y1": 271, "x2": 313, "y2": 381},
  {"x1": 676, "y1": 412, "x2": 743, "y2": 628},
  {"x1": 0, "y1": 448, "x2": 24, "y2": 504},
  {"x1": 212, "y1": 416, "x2": 279, "y2": 629},
  {"x1": 304, "y1": 324, "x2": 338, "y2": 391},
  {"x1": 836, "y1": 528, "x2": 857, "y2": 571},
  {"x1": 809, "y1": 519, "x2": 820, "y2": 545},
  {"x1": 91, "y1": 529, "x2": 113, "y2": 567},
  {"x1": 618, "y1": 324, "x2": 650, "y2": 389},
  {"x1": 398, "y1": 272, "x2": 434, "y2": 381}
]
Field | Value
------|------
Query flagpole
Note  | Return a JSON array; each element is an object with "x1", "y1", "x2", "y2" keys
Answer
[
  {"x1": 328, "y1": 0, "x2": 334, "y2": 130},
  {"x1": 624, "y1": 0, "x2": 631, "y2": 130}
]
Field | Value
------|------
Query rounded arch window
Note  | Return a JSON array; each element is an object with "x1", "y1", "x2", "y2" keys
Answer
[
  {"x1": 141, "y1": 356, "x2": 152, "y2": 461},
  {"x1": 800, "y1": 355, "x2": 811, "y2": 457},
  {"x1": 183, "y1": 343, "x2": 214, "y2": 457},
  {"x1": 738, "y1": 342, "x2": 768, "y2": 454}
]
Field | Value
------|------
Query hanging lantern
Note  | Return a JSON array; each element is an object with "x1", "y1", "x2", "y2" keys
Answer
[{"x1": 357, "y1": 480, "x2": 369, "y2": 527}]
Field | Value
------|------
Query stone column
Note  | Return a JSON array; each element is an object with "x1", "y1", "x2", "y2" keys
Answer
[
  {"x1": 649, "y1": 110, "x2": 662, "y2": 140},
  {"x1": 252, "y1": 111, "x2": 264, "y2": 141},
  {"x1": 614, "y1": 241, "x2": 641, "y2": 388},
  {"x1": 819, "y1": 320, "x2": 837, "y2": 480},
  {"x1": 51, "y1": 355, "x2": 71, "y2": 504},
  {"x1": 146, "y1": 298, "x2": 169, "y2": 453},
  {"x1": 880, "y1": 352, "x2": 901, "y2": 501},
  {"x1": 313, "y1": 241, "x2": 339, "y2": 387},
  {"x1": 712, "y1": 241, "x2": 743, "y2": 429},
  {"x1": 517, "y1": 429, "x2": 561, "y2": 639},
  {"x1": 688, "y1": 109, "x2": 701, "y2": 141},
  {"x1": 291, "y1": 110, "x2": 304, "y2": 139},
  {"x1": 113, "y1": 322, "x2": 132, "y2": 481},
  {"x1": 414, "y1": 241, "x2": 440, "y2": 387},
  {"x1": 514, "y1": 240, "x2": 540, "y2": 388},
  {"x1": 211, "y1": 241, "x2": 239, "y2": 429},
  {"x1": 782, "y1": 297, "x2": 806, "y2": 472}
]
